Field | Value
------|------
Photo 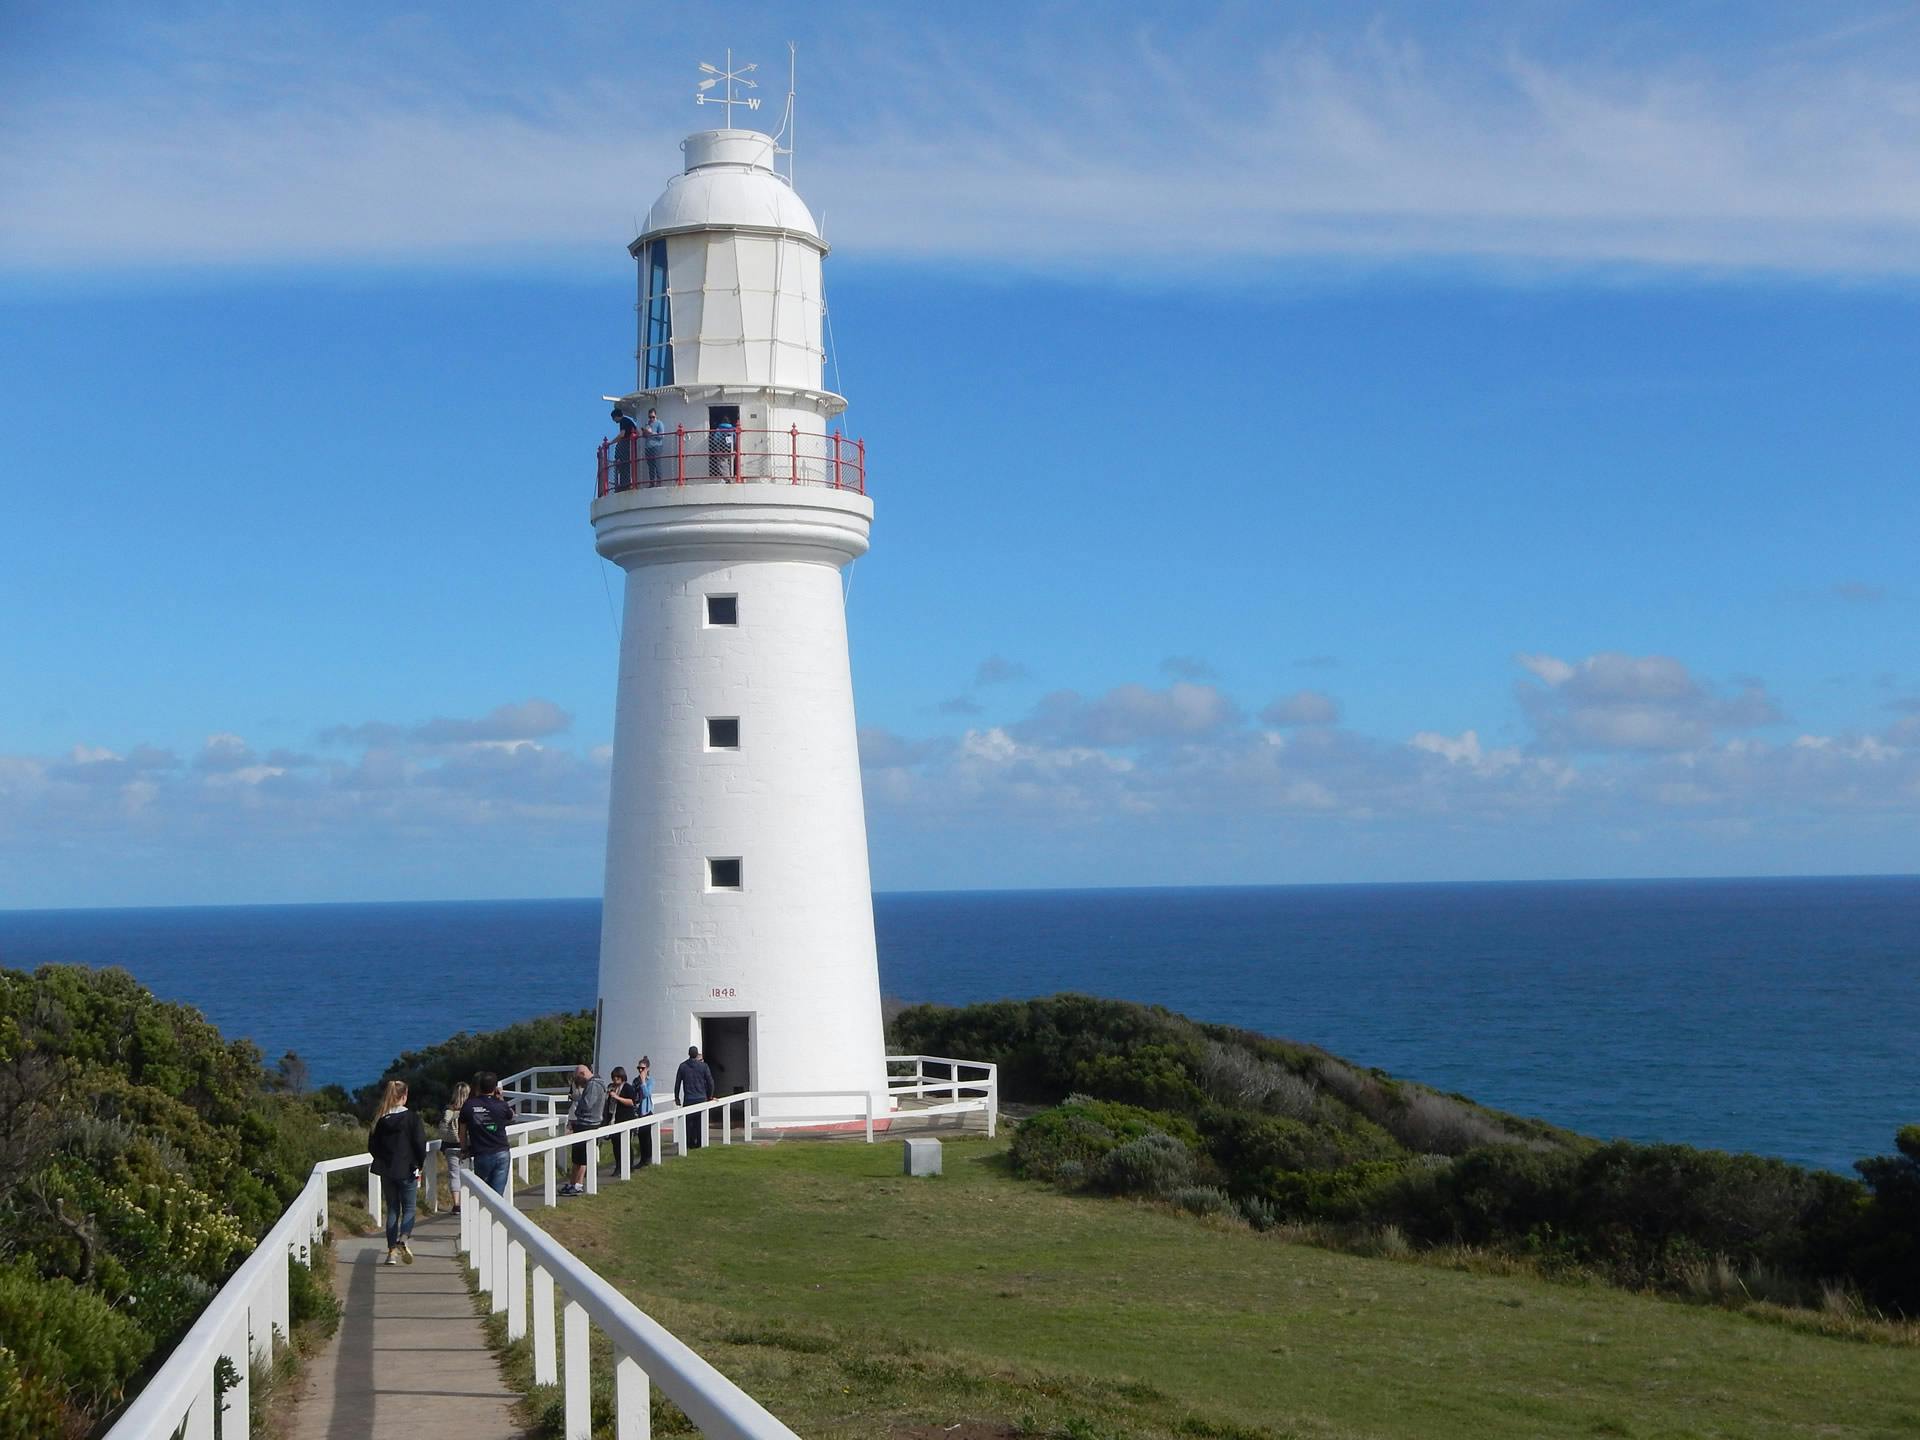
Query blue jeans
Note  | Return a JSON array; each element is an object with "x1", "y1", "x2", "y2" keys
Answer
[
  {"x1": 470, "y1": 1150, "x2": 511, "y2": 1195},
  {"x1": 381, "y1": 1174, "x2": 417, "y2": 1248}
]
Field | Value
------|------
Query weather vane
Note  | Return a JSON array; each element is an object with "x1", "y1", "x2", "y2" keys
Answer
[{"x1": 695, "y1": 50, "x2": 761, "y2": 125}]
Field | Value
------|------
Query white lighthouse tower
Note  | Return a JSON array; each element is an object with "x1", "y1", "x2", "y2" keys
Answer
[{"x1": 590, "y1": 73, "x2": 887, "y2": 1122}]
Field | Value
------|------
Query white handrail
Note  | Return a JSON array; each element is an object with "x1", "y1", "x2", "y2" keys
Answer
[
  {"x1": 460, "y1": 1167, "x2": 800, "y2": 1440},
  {"x1": 105, "y1": 1162, "x2": 337, "y2": 1438}
]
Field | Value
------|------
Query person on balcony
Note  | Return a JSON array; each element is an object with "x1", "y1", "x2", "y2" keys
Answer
[
  {"x1": 610, "y1": 407, "x2": 638, "y2": 491},
  {"x1": 642, "y1": 408, "x2": 668, "y2": 484},
  {"x1": 708, "y1": 417, "x2": 736, "y2": 480}
]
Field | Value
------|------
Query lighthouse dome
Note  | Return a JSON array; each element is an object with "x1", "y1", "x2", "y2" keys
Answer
[{"x1": 640, "y1": 129, "x2": 822, "y2": 245}]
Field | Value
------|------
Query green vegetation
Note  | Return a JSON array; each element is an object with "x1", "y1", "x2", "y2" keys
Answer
[
  {"x1": 0, "y1": 964, "x2": 361, "y2": 1438},
  {"x1": 357, "y1": 1009, "x2": 595, "y2": 1118},
  {"x1": 531, "y1": 1137, "x2": 1919, "y2": 1440},
  {"x1": 897, "y1": 995, "x2": 1920, "y2": 1317}
]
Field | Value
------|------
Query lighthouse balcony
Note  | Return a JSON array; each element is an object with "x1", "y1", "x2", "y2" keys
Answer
[{"x1": 597, "y1": 426, "x2": 865, "y2": 497}]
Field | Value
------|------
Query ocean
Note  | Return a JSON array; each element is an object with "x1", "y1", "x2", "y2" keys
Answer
[{"x1": 0, "y1": 876, "x2": 1912, "y2": 1174}]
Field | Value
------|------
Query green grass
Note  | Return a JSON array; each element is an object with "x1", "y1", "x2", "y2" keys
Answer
[{"x1": 530, "y1": 1138, "x2": 1920, "y2": 1440}]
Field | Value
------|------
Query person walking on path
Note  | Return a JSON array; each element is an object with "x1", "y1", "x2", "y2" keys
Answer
[
  {"x1": 440, "y1": 1081, "x2": 470, "y2": 1214},
  {"x1": 459, "y1": 1071, "x2": 515, "y2": 1195},
  {"x1": 369, "y1": 1079, "x2": 427, "y2": 1265},
  {"x1": 633, "y1": 1056, "x2": 656, "y2": 1166},
  {"x1": 562, "y1": 1063, "x2": 607, "y2": 1196},
  {"x1": 642, "y1": 408, "x2": 668, "y2": 484},
  {"x1": 674, "y1": 1046, "x2": 716, "y2": 1150}
]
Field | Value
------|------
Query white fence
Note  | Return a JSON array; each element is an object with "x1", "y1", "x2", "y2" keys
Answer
[
  {"x1": 105, "y1": 1058, "x2": 996, "y2": 1438},
  {"x1": 101, "y1": 1142, "x2": 440, "y2": 1440}
]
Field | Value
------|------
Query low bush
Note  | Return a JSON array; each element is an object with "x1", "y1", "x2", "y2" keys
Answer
[
  {"x1": 1092, "y1": 1133, "x2": 1196, "y2": 1197},
  {"x1": 1170, "y1": 1185, "x2": 1237, "y2": 1218},
  {"x1": 0, "y1": 1261, "x2": 149, "y2": 1433},
  {"x1": 356, "y1": 1010, "x2": 597, "y2": 1118},
  {"x1": 1011, "y1": 1097, "x2": 1200, "y2": 1184}
]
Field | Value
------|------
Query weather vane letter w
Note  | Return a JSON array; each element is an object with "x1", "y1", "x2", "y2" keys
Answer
[{"x1": 695, "y1": 50, "x2": 761, "y2": 125}]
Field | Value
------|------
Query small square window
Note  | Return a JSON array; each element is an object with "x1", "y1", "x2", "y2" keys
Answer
[
  {"x1": 706, "y1": 716, "x2": 740, "y2": 750},
  {"x1": 707, "y1": 856, "x2": 743, "y2": 890},
  {"x1": 705, "y1": 594, "x2": 738, "y2": 626}
]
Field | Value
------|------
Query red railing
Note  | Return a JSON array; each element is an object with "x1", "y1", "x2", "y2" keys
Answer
[{"x1": 597, "y1": 426, "x2": 866, "y2": 498}]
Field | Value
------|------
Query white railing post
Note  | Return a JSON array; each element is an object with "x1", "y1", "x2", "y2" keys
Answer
[
  {"x1": 222, "y1": 1315, "x2": 250, "y2": 1435},
  {"x1": 619, "y1": 1128, "x2": 631, "y2": 1180},
  {"x1": 864, "y1": 1093, "x2": 874, "y2": 1144},
  {"x1": 184, "y1": 1376, "x2": 215, "y2": 1440},
  {"x1": 586, "y1": 1136, "x2": 599, "y2": 1195},
  {"x1": 988, "y1": 1067, "x2": 999, "y2": 1138},
  {"x1": 460, "y1": 1187, "x2": 474, "y2": 1259},
  {"x1": 544, "y1": 1148, "x2": 558, "y2": 1207},
  {"x1": 507, "y1": 1239, "x2": 527, "y2": 1341},
  {"x1": 518, "y1": 1135, "x2": 531, "y2": 1184},
  {"x1": 533, "y1": 1263, "x2": 558, "y2": 1385},
  {"x1": 616, "y1": 1353, "x2": 650, "y2": 1440},
  {"x1": 490, "y1": 1220, "x2": 509, "y2": 1314},
  {"x1": 367, "y1": 1170, "x2": 381, "y2": 1225},
  {"x1": 564, "y1": 1296, "x2": 591, "y2": 1440},
  {"x1": 424, "y1": 1141, "x2": 439, "y2": 1211},
  {"x1": 743, "y1": 1100, "x2": 754, "y2": 1143},
  {"x1": 476, "y1": 1208, "x2": 492, "y2": 1290},
  {"x1": 722, "y1": 1104, "x2": 731, "y2": 1146},
  {"x1": 273, "y1": 1244, "x2": 291, "y2": 1345}
]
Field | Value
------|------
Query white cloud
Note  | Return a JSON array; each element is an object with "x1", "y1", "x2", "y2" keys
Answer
[
  {"x1": 1516, "y1": 651, "x2": 1782, "y2": 753},
  {"x1": 7, "y1": 7, "x2": 1920, "y2": 276},
  {"x1": 1262, "y1": 690, "x2": 1342, "y2": 727}
]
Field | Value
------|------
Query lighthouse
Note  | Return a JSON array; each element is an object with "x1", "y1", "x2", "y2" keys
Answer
[{"x1": 589, "y1": 84, "x2": 887, "y2": 1123}]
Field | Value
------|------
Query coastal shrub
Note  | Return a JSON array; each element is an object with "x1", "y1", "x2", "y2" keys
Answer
[
  {"x1": 1011, "y1": 1098, "x2": 1201, "y2": 1184},
  {"x1": 0, "y1": 1261, "x2": 150, "y2": 1430},
  {"x1": 891, "y1": 994, "x2": 1205, "y2": 1106},
  {"x1": 1092, "y1": 1133, "x2": 1196, "y2": 1197},
  {"x1": 1194, "y1": 1040, "x2": 1322, "y2": 1120},
  {"x1": 359, "y1": 1010, "x2": 597, "y2": 1117},
  {"x1": 1170, "y1": 1185, "x2": 1236, "y2": 1218},
  {"x1": 1261, "y1": 1160, "x2": 1414, "y2": 1222},
  {"x1": 1237, "y1": 1195, "x2": 1280, "y2": 1232},
  {"x1": 1848, "y1": 1124, "x2": 1920, "y2": 1315},
  {"x1": 1386, "y1": 1089, "x2": 1517, "y2": 1156},
  {"x1": 289, "y1": 1255, "x2": 342, "y2": 1335}
]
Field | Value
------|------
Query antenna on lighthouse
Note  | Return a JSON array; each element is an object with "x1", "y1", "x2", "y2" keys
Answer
[
  {"x1": 771, "y1": 42, "x2": 798, "y2": 186},
  {"x1": 694, "y1": 49, "x2": 761, "y2": 126}
]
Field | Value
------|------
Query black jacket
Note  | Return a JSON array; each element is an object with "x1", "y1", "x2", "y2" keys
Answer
[{"x1": 368, "y1": 1107, "x2": 428, "y2": 1181}]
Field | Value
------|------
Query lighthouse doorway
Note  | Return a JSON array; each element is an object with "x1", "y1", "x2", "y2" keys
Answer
[{"x1": 699, "y1": 1015, "x2": 752, "y2": 1122}]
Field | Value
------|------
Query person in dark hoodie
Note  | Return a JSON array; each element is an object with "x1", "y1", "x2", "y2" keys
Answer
[{"x1": 369, "y1": 1078, "x2": 428, "y2": 1265}]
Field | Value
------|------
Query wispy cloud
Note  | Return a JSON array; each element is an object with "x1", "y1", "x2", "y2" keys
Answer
[{"x1": 7, "y1": 5, "x2": 1920, "y2": 277}]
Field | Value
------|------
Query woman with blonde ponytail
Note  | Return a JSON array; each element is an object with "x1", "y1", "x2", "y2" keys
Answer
[{"x1": 368, "y1": 1078, "x2": 428, "y2": 1264}]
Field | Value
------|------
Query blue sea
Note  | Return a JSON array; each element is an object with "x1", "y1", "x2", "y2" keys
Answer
[{"x1": 0, "y1": 877, "x2": 1913, "y2": 1174}]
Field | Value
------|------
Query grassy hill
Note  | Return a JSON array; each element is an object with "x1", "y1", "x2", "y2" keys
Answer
[{"x1": 528, "y1": 1137, "x2": 1917, "y2": 1440}]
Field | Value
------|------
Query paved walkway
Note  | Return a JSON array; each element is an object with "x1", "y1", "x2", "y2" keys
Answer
[{"x1": 285, "y1": 1207, "x2": 524, "y2": 1440}]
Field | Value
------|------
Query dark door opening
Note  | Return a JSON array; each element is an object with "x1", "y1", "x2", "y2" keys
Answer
[
  {"x1": 700, "y1": 1015, "x2": 751, "y2": 1126},
  {"x1": 706, "y1": 404, "x2": 740, "y2": 479}
]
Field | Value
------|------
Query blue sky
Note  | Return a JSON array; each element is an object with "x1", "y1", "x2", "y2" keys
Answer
[{"x1": 2, "y1": 1, "x2": 1917, "y2": 907}]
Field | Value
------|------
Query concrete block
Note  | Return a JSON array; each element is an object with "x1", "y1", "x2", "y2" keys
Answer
[{"x1": 903, "y1": 1137, "x2": 942, "y2": 1177}]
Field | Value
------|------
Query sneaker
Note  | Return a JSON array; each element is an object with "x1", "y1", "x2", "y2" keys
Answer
[
  {"x1": 559, "y1": 1183, "x2": 582, "y2": 1196},
  {"x1": 400, "y1": 1242, "x2": 414, "y2": 1264},
  {"x1": 384, "y1": 1248, "x2": 399, "y2": 1266}
]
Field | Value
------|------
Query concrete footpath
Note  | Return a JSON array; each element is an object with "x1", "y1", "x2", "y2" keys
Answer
[{"x1": 284, "y1": 1207, "x2": 524, "y2": 1440}]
